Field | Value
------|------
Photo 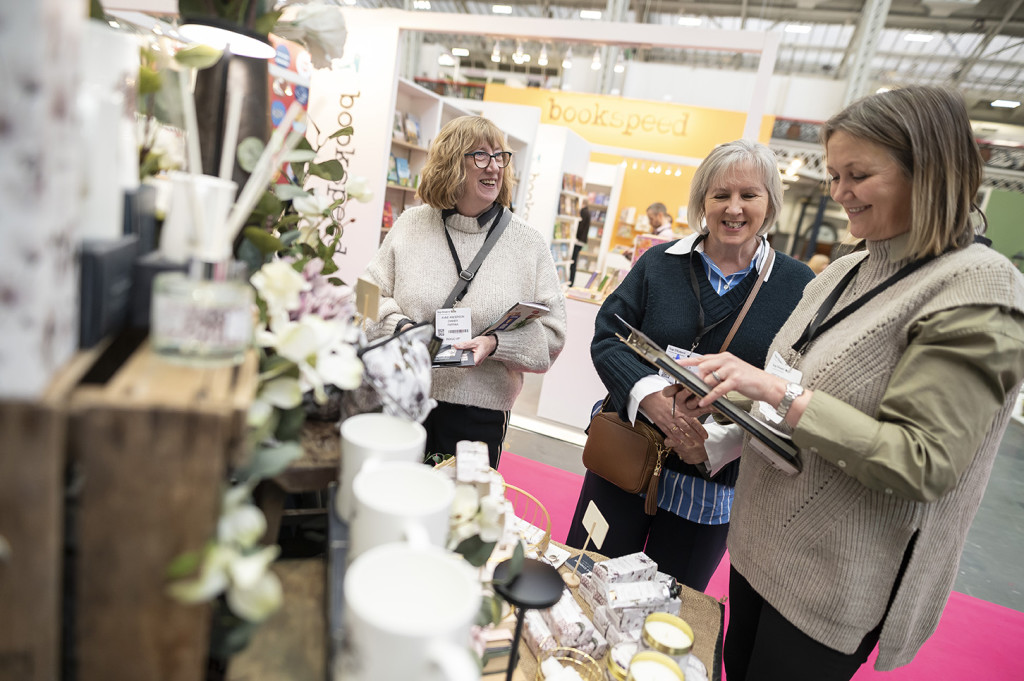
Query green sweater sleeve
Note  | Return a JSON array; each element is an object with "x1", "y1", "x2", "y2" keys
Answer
[{"x1": 792, "y1": 305, "x2": 1024, "y2": 502}]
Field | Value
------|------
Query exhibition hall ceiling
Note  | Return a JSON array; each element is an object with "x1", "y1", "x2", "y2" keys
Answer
[{"x1": 364, "y1": 0, "x2": 1024, "y2": 126}]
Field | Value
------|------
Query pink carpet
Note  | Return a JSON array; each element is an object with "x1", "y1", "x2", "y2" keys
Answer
[{"x1": 499, "y1": 450, "x2": 1024, "y2": 680}]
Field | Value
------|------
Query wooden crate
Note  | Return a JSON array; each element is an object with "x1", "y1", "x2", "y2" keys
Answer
[
  {"x1": 69, "y1": 342, "x2": 257, "y2": 681},
  {"x1": 0, "y1": 348, "x2": 106, "y2": 681}
]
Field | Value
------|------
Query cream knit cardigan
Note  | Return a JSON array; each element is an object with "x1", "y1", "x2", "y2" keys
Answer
[
  {"x1": 362, "y1": 204, "x2": 567, "y2": 412},
  {"x1": 728, "y1": 238, "x2": 1024, "y2": 671}
]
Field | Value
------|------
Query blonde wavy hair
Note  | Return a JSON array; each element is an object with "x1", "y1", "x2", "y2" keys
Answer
[
  {"x1": 687, "y1": 139, "x2": 783, "y2": 237},
  {"x1": 417, "y1": 116, "x2": 517, "y2": 210},
  {"x1": 822, "y1": 86, "x2": 985, "y2": 259}
]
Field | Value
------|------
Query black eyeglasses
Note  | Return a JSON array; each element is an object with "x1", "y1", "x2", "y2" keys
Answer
[{"x1": 464, "y1": 151, "x2": 513, "y2": 169}]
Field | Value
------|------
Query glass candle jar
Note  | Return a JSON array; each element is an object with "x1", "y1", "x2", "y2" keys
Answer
[
  {"x1": 640, "y1": 612, "x2": 694, "y2": 671},
  {"x1": 606, "y1": 641, "x2": 638, "y2": 680},
  {"x1": 150, "y1": 263, "x2": 253, "y2": 367},
  {"x1": 625, "y1": 650, "x2": 684, "y2": 681}
]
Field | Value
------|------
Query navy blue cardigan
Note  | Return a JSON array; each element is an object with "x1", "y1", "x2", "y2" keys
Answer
[{"x1": 591, "y1": 241, "x2": 814, "y2": 486}]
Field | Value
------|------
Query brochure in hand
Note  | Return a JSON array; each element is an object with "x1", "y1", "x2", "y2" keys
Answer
[
  {"x1": 481, "y1": 301, "x2": 550, "y2": 336},
  {"x1": 431, "y1": 345, "x2": 475, "y2": 368},
  {"x1": 614, "y1": 315, "x2": 802, "y2": 475}
]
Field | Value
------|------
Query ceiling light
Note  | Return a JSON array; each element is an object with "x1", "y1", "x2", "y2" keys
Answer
[
  {"x1": 178, "y1": 17, "x2": 276, "y2": 59},
  {"x1": 538, "y1": 45, "x2": 548, "y2": 66},
  {"x1": 785, "y1": 24, "x2": 812, "y2": 34},
  {"x1": 580, "y1": 9, "x2": 602, "y2": 19},
  {"x1": 512, "y1": 41, "x2": 528, "y2": 64},
  {"x1": 452, "y1": 47, "x2": 469, "y2": 57},
  {"x1": 413, "y1": 0, "x2": 431, "y2": 9},
  {"x1": 992, "y1": 99, "x2": 1021, "y2": 108},
  {"x1": 591, "y1": 48, "x2": 601, "y2": 70},
  {"x1": 438, "y1": 53, "x2": 456, "y2": 66},
  {"x1": 876, "y1": 86, "x2": 893, "y2": 93},
  {"x1": 677, "y1": 17, "x2": 702, "y2": 26},
  {"x1": 492, "y1": 4, "x2": 512, "y2": 14},
  {"x1": 491, "y1": 41, "x2": 501, "y2": 62},
  {"x1": 562, "y1": 47, "x2": 573, "y2": 69},
  {"x1": 904, "y1": 33, "x2": 933, "y2": 42},
  {"x1": 613, "y1": 52, "x2": 625, "y2": 73},
  {"x1": 674, "y1": 169, "x2": 682, "y2": 176}
]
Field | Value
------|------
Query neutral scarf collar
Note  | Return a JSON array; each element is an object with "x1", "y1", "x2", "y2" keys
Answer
[{"x1": 441, "y1": 203, "x2": 501, "y2": 233}]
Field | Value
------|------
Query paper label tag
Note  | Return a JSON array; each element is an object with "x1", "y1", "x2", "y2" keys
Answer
[
  {"x1": 581, "y1": 500, "x2": 610, "y2": 550},
  {"x1": 355, "y1": 277, "x2": 380, "y2": 321},
  {"x1": 758, "y1": 351, "x2": 804, "y2": 424},
  {"x1": 434, "y1": 307, "x2": 472, "y2": 344}
]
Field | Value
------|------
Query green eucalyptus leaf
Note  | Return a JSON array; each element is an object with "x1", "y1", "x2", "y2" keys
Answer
[
  {"x1": 320, "y1": 258, "x2": 339, "y2": 275},
  {"x1": 327, "y1": 277, "x2": 344, "y2": 286},
  {"x1": 291, "y1": 162, "x2": 308, "y2": 186},
  {"x1": 280, "y1": 230, "x2": 303, "y2": 247},
  {"x1": 507, "y1": 541, "x2": 525, "y2": 580},
  {"x1": 454, "y1": 536, "x2": 496, "y2": 567},
  {"x1": 329, "y1": 126, "x2": 355, "y2": 139},
  {"x1": 243, "y1": 227, "x2": 284, "y2": 255},
  {"x1": 241, "y1": 441, "x2": 303, "y2": 482},
  {"x1": 273, "y1": 184, "x2": 309, "y2": 201},
  {"x1": 283, "y1": 149, "x2": 317, "y2": 163},
  {"x1": 166, "y1": 548, "x2": 205, "y2": 579},
  {"x1": 475, "y1": 595, "x2": 504, "y2": 627},
  {"x1": 255, "y1": 190, "x2": 284, "y2": 216},
  {"x1": 274, "y1": 406, "x2": 307, "y2": 442},
  {"x1": 309, "y1": 159, "x2": 346, "y2": 181},
  {"x1": 253, "y1": 10, "x2": 283, "y2": 36},
  {"x1": 237, "y1": 137, "x2": 266, "y2": 172},
  {"x1": 175, "y1": 44, "x2": 224, "y2": 70},
  {"x1": 237, "y1": 238, "x2": 266, "y2": 273},
  {"x1": 89, "y1": 0, "x2": 105, "y2": 19},
  {"x1": 138, "y1": 64, "x2": 163, "y2": 96},
  {"x1": 276, "y1": 214, "x2": 303, "y2": 229}
]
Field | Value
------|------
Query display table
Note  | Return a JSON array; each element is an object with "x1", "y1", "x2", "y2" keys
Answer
[{"x1": 227, "y1": 550, "x2": 723, "y2": 681}]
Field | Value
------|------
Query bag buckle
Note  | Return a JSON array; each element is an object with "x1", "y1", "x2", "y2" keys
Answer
[{"x1": 459, "y1": 269, "x2": 474, "y2": 281}]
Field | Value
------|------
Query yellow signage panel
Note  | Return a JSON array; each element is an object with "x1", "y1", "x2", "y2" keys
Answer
[{"x1": 484, "y1": 83, "x2": 772, "y2": 156}]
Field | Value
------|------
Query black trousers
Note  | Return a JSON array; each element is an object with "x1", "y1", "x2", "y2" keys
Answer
[
  {"x1": 564, "y1": 470, "x2": 729, "y2": 591},
  {"x1": 724, "y1": 566, "x2": 880, "y2": 681},
  {"x1": 422, "y1": 400, "x2": 509, "y2": 469}
]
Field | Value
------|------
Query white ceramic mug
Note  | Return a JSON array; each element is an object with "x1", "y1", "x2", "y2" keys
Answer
[
  {"x1": 348, "y1": 460, "x2": 455, "y2": 563},
  {"x1": 337, "y1": 543, "x2": 481, "y2": 681},
  {"x1": 336, "y1": 413, "x2": 427, "y2": 523}
]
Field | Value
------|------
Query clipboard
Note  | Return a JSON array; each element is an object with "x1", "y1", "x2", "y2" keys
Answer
[{"x1": 614, "y1": 315, "x2": 802, "y2": 476}]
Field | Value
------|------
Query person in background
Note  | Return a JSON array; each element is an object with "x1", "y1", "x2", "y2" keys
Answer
[
  {"x1": 647, "y1": 202, "x2": 674, "y2": 238},
  {"x1": 565, "y1": 140, "x2": 814, "y2": 591},
  {"x1": 807, "y1": 252, "x2": 830, "y2": 275},
  {"x1": 362, "y1": 116, "x2": 567, "y2": 468},
  {"x1": 569, "y1": 197, "x2": 592, "y2": 286},
  {"x1": 669, "y1": 86, "x2": 1024, "y2": 680}
]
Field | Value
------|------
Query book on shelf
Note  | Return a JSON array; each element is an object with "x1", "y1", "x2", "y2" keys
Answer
[
  {"x1": 403, "y1": 112, "x2": 421, "y2": 146},
  {"x1": 395, "y1": 156, "x2": 411, "y2": 187},
  {"x1": 381, "y1": 201, "x2": 393, "y2": 230},
  {"x1": 387, "y1": 154, "x2": 399, "y2": 184},
  {"x1": 481, "y1": 301, "x2": 551, "y2": 335},
  {"x1": 392, "y1": 111, "x2": 406, "y2": 142}
]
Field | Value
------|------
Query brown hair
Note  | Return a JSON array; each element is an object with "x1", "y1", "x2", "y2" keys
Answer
[
  {"x1": 821, "y1": 86, "x2": 984, "y2": 258},
  {"x1": 417, "y1": 116, "x2": 517, "y2": 209}
]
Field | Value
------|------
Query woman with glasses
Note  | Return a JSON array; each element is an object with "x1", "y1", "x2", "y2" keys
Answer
[{"x1": 362, "y1": 115, "x2": 567, "y2": 467}]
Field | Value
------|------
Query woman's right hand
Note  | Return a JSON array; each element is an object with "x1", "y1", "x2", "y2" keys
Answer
[{"x1": 639, "y1": 391, "x2": 708, "y2": 451}]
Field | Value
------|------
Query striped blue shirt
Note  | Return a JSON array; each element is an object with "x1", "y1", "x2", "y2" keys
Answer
[
  {"x1": 656, "y1": 469, "x2": 734, "y2": 524},
  {"x1": 697, "y1": 238, "x2": 764, "y2": 295}
]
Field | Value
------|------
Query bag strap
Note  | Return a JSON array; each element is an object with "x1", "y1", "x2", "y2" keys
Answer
[
  {"x1": 718, "y1": 247, "x2": 775, "y2": 353},
  {"x1": 441, "y1": 208, "x2": 513, "y2": 309}
]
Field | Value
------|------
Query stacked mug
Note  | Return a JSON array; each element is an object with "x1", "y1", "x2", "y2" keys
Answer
[{"x1": 335, "y1": 413, "x2": 481, "y2": 681}]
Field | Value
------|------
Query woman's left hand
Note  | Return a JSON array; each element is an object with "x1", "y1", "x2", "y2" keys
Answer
[
  {"x1": 454, "y1": 335, "x2": 498, "y2": 366},
  {"x1": 673, "y1": 352, "x2": 788, "y2": 409}
]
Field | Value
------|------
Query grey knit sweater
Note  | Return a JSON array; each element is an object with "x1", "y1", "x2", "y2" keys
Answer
[
  {"x1": 362, "y1": 204, "x2": 567, "y2": 412},
  {"x1": 728, "y1": 237, "x2": 1024, "y2": 671}
]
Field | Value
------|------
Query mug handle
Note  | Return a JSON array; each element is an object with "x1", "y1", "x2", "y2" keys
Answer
[
  {"x1": 401, "y1": 520, "x2": 432, "y2": 549},
  {"x1": 425, "y1": 640, "x2": 480, "y2": 681}
]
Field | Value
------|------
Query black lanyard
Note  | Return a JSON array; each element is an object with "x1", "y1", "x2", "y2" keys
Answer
[
  {"x1": 441, "y1": 204, "x2": 505, "y2": 307},
  {"x1": 686, "y1": 234, "x2": 762, "y2": 351},
  {"x1": 791, "y1": 253, "x2": 939, "y2": 355}
]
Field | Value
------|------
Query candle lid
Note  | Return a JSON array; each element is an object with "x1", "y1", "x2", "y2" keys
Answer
[
  {"x1": 626, "y1": 650, "x2": 684, "y2": 681},
  {"x1": 641, "y1": 613, "x2": 694, "y2": 656}
]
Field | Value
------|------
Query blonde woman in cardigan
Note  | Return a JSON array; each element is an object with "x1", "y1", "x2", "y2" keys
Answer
[{"x1": 669, "y1": 86, "x2": 1024, "y2": 680}]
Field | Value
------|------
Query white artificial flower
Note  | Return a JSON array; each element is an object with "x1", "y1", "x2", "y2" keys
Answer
[
  {"x1": 227, "y1": 569, "x2": 283, "y2": 622},
  {"x1": 166, "y1": 544, "x2": 237, "y2": 603},
  {"x1": 227, "y1": 545, "x2": 281, "y2": 589},
  {"x1": 346, "y1": 175, "x2": 373, "y2": 203},
  {"x1": 217, "y1": 503, "x2": 267, "y2": 549},
  {"x1": 274, "y1": 4, "x2": 347, "y2": 70},
  {"x1": 478, "y1": 495, "x2": 507, "y2": 542},
  {"x1": 315, "y1": 341, "x2": 362, "y2": 391},
  {"x1": 297, "y1": 224, "x2": 322, "y2": 247},
  {"x1": 291, "y1": 189, "x2": 331, "y2": 217},
  {"x1": 257, "y1": 314, "x2": 362, "y2": 402},
  {"x1": 448, "y1": 519, "x2": 482, "y2": 549},
  {"x1": 250, "y1": 260, "x2": 310, "y2": 322},
  {"x1": 450, "y1": 484, "x2": 480, "y2": 524},
  {"x1": 257, "y1": 376, "x2": 304, "y2": 409}
]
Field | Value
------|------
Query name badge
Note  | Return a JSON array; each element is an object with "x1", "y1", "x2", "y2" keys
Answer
[
  {"x1": 435, "y1": 308, "x2": 473, "y2": 345},
  {"x1": 759, "y1": 351, "x2": 803, "y2": 424},
  {"x1": 659, "y1": 344, "x2": 702, "y2": 381}
]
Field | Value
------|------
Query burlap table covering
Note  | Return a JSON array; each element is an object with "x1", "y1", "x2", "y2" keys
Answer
[{"x1": 511, "y1": 545, "x2": 724, "y2": 681}]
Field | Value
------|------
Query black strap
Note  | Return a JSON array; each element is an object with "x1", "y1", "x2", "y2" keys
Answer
[
  {"x1": 792, "y1": 253, "x2": 939, "y2": 355},
  {"x1": 441, "y1": 207, "x2": 512, "y2": 309},
  {"x1": 686, "y1": 234, "x2": 767, "y2": 352}
]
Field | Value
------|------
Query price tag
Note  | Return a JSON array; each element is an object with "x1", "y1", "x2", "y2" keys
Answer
[
  {"x1": 581, "y1": 500, "x2": 610, "y2": 551},
  {"x1": 434, "y1": 308, "x2": 472, "y2": 344}
]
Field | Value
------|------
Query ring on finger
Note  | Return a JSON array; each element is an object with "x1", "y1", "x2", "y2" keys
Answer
[{"x1": 711, "y1": 369, "x2": 724, "y2": 383}]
